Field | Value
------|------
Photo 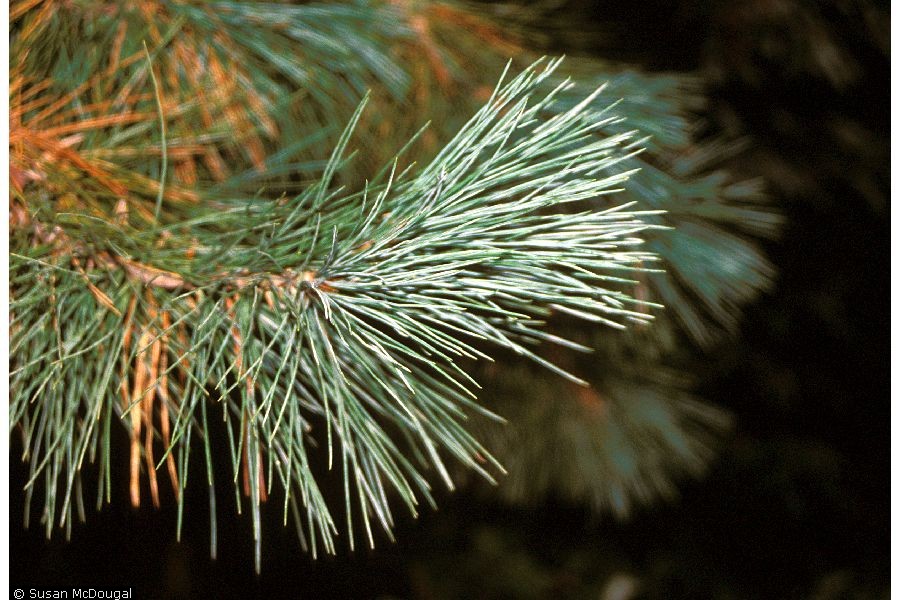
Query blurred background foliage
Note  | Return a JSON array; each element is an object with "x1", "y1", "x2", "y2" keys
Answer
[{"x1": 10, "y1": 0, "x2": 889, "y2": 598}]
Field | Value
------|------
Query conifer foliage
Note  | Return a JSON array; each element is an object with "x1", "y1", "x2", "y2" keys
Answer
[{"x1": 10, "y1": 0, "x2": 776, "y2": 570}]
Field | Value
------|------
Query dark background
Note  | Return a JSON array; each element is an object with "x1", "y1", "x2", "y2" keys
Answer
[{"x1": 11, "y1": 1, "x2": 890, "y2": 598}]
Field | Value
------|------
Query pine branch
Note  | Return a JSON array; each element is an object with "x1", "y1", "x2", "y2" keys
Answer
[{"x1": 11, "y1": 57, "x2": 661, "y2": 569}]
